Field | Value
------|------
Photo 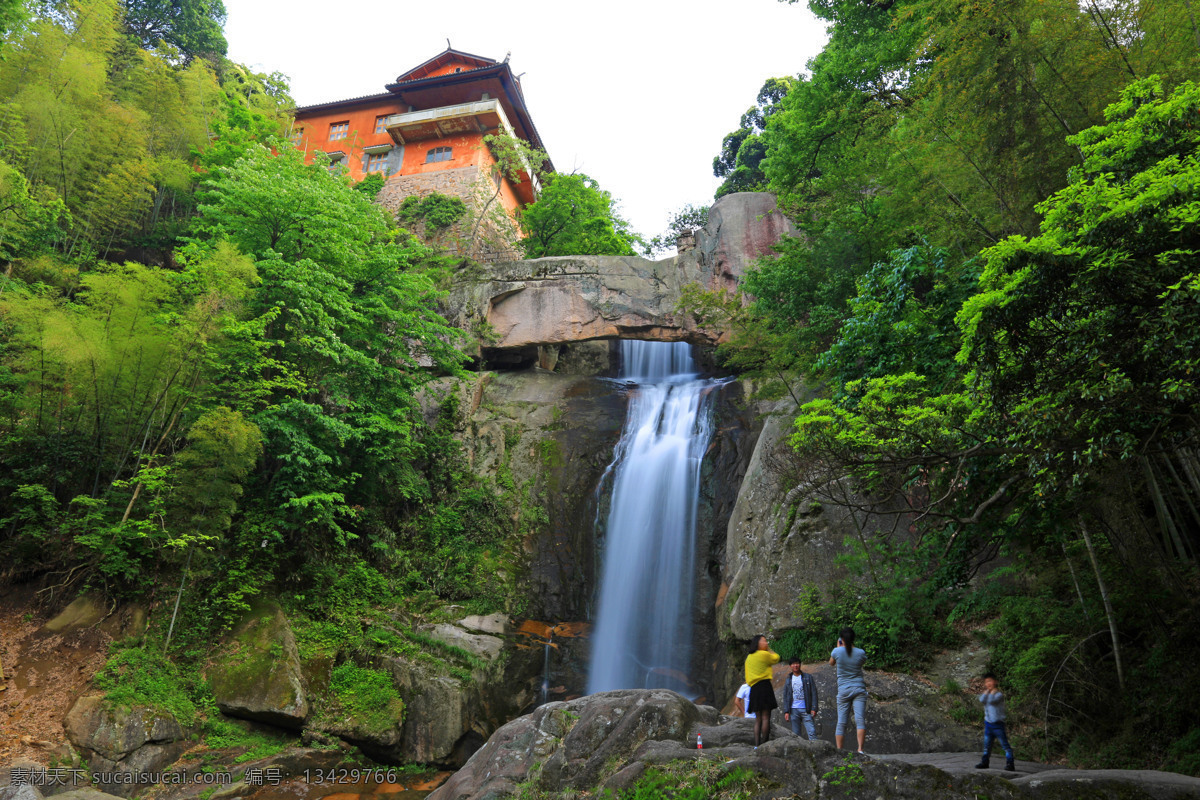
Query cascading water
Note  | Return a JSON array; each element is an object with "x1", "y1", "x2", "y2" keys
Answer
[
  {"x1": 587, "y1": 340, "x2": 725, "y2": 694},
  {"x1": 539, "y1": 631, "x2": 553, "y2": 706}
]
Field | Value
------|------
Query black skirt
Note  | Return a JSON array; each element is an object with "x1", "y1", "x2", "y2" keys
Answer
[{"x1": 747, "y1": 679, "x2": 778, "y2": 714}]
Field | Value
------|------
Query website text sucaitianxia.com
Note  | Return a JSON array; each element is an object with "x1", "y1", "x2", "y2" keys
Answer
[
  {"x1": 7, "y1": 766, "x2": 411, "y2": 788},
  {"x1": 8, "y1": 768, "x2": 236, "y2": 788}
]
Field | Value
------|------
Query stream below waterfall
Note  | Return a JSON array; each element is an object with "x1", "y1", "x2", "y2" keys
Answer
[{"x1": 586, "y1": 341, "x2": 728, "y2": 695}]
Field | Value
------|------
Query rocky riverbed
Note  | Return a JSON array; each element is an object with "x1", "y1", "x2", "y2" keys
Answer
[{"x1": 432, "y1": 689, "x2": 1200, "y2": 800}]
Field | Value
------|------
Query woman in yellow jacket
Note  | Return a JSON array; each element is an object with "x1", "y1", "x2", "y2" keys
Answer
[{"x1": 744, "y1": 634, "x2": 780, "y2": 747}]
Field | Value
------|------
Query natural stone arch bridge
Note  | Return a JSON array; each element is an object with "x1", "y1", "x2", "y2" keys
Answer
[{"x1": 442, "y1": 193, "x2": 794, "y2": 363}]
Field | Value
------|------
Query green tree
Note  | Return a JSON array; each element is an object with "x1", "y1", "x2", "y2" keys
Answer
[
  {"x1": 960, "y1": 76, "x2": 1200, "y2": 521},
  {"x1": 519, "y1": 173, "x2": 640, "y2": 258},
  {"x1": 0, "y1": 0, "x2": 26, "y2": 49},
  {"x1": 121, "y1": 0, "x2": 228, "y2": 60},
  {"x1": 817, "y1": 245, "x2": 980, "y2": 398},
  {"x1": 193, "y1": 142, "x2": 468, "y2": 552},
  {"x1": 643, "y1": 203, "x2": 708, "y2": 256},
  {"x1": 713, "y1": 76, "x2": 795, "y2": 198},
  {"x1": 0, "y1": 159, "x2": 68, "y2": 264}
]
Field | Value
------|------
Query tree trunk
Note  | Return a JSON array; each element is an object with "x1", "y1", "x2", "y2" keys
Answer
[
  {"x1": 1062, "y1": 542, "x2": 1091, "y2": 622},
  {"x1": 1078, "y1": 519, "x2": 1125, "y2": 693}
]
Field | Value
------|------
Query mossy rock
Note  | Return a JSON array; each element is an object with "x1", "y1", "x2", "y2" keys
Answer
[
  {"x1": 207, "y1": 600, "x2": 309, "y2": 730},
  {"x1": 310, "y1": 661, "x2": 406, "y2": 753}
]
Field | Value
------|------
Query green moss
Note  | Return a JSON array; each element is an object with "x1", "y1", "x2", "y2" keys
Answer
[
  {"x1": 207, "y1": 607, "x2": 298, "y2": 710},
  {"x1": 821, "y1": 754, "x2": 866, "y2": 787},
  {"x1": 617, "y1": 761, "x2": 773, "y2": 800},
  {"x1": 539, "y1": 438, "x2": 564, "y2": 470},
  {"x1": 201, "y1": 715, "x2": 294, "y2": 763},
  {"x1": 328, "y1": 662, "x2": 404, "y2": 735},
  {"x1": 93, "y1": 646, "x2": 198, "y2": 726}
]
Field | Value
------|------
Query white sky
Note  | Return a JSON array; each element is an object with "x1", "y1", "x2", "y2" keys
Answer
[{"x1": 223, "y1": 0, "x2": 828, "y2": 240}]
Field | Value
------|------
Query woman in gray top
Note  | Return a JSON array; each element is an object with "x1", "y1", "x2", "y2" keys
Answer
[{"x1": 829, "y1": 626, "x2": 868, "y2": 753}]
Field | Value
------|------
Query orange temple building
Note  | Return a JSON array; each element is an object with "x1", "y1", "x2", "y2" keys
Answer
[{"x1": 292, "y1": 48, "x2": 553, "y2": 260}]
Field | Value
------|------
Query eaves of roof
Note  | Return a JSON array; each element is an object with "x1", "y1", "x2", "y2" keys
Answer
[
  {"x1": 383, "y1": 62, "x2": 509, "y2": 92},
  {"x1": 384, "y1": 63, "x2": 553, "y2": 171},
  {"x1": 294, "y1": 91, "x2": 396, "y2": 115}
]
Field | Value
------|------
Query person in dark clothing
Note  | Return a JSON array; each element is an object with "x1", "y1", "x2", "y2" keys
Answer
[{"x1": 782, "y1": 657, "x2": 819, "y2": 740}]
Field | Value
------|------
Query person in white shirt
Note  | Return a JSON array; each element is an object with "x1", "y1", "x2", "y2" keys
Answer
[{"x1": 734, "y1": 682, "x2": 752, "y2": 717}]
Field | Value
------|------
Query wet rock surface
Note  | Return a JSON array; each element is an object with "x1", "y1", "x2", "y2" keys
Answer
[
  {"x1": 425, "y1": 369, "x2": 627, "y2": 624},
  {"x1": 430, "y1": 690, "x2": 718, "y2": 800},
  {"x1": 689, "y1": 381, "x2": 763, "y2": 703},
  {"x1": 429, "y1": 689, "x2": 1200, "y2": 800}
]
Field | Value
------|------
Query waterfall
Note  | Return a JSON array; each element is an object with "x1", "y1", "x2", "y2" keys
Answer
[
  {"x1": 539, "y1": 631, "x2": 553, "y2": 706},
  {"x1": 587, "y1": 340, "x2": 723, "y2": 695}
]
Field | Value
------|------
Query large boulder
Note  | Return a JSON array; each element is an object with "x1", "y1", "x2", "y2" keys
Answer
[
  {"x1": 691, "y1": 192, "x2": 796, "y2": 294},
  {"x1": 305, "y1": 616, "x2": 545, "y2": 767},
  {"x1": 63, "y1": 696, "x2": 189, "y2": 797},
  {"x1": 441, "y1": 193, "x2": 796, "y2": 355},
  {"x1": 430, "y1": 690, "x2": 718, "y2": 800},
  {"x1": 41, "y1": 596, "x2": 105, "y2": 634},
  {"x1": 445, "y1": 254, "x2": 720, "y2": 352},
  {"x1": 206, "y1": 602, "x2": 309, "y2": 730},
  {"x1": 431, "y1": 689, "x2": 1200, "y2": 800},
  {"x1": 426, "y1": 624, "x2": 504, "y2": 662},
  {"x1": 381, "y1": 658, "x2": 476, "y2": 764}
]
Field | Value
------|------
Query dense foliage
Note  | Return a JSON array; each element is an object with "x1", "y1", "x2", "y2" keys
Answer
[
  {"x1": 519, "y1": 172, "x2": 641, "y2": 258},
  {"x1": 0, "y1": 0, "x2": 538, "y2": 681},
  {"x1": 706, "y1": 0, "x2": 1200, "y2": 775}
]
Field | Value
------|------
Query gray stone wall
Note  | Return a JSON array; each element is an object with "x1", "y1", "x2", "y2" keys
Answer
[{"x1": 377, "y1": 166, "x2": 523, "y2": 263}]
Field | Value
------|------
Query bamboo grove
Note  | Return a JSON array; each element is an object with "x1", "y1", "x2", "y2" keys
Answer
[{"x1": 0, "y1": 0, "x2": 532, "y2": 645}]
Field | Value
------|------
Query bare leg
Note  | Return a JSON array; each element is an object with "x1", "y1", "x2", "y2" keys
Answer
[
  {"x1": 857, "y1": 728, "x2": 866, "y2": 752},
  {"x1": 835, "y1": 734, "x2": 845, "y2": 749}
]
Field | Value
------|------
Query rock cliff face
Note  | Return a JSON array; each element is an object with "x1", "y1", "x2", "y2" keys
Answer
[
  {"x1": 713, "y1": 400, "x2": 912, "y2": 705},
  {"x1": 442, "y1": 192, "x2": 795, "y2": 361},
  {"x1": 426, "y1": 369, "x2": 628, "y2": 623},
  {"x1": 691, "y1": 192, "x2": 796, "y2": 295}
]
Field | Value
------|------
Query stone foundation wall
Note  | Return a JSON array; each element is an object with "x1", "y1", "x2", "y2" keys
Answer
[{"x1": 377, "y1": 166, "x2": 523, "y2": 263}]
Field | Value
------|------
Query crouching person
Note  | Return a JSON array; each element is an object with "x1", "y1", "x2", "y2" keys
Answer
[{"x1": 782, "y1": 657, "x2": 819, "y2": 740}]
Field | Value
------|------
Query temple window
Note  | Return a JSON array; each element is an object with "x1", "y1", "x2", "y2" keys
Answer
[
  {"x1": 375, "y1": 115, "x2": 389, "y2": 134},
  {"x1": 329, "y1": 121, "x2": 349, "y2": 140},
  {"x1": 366, "y1": 153, "x2": 389, "y2": 173},
  {"x1": 425, "y1": 146, "x2": 452, "y2": 163}
]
